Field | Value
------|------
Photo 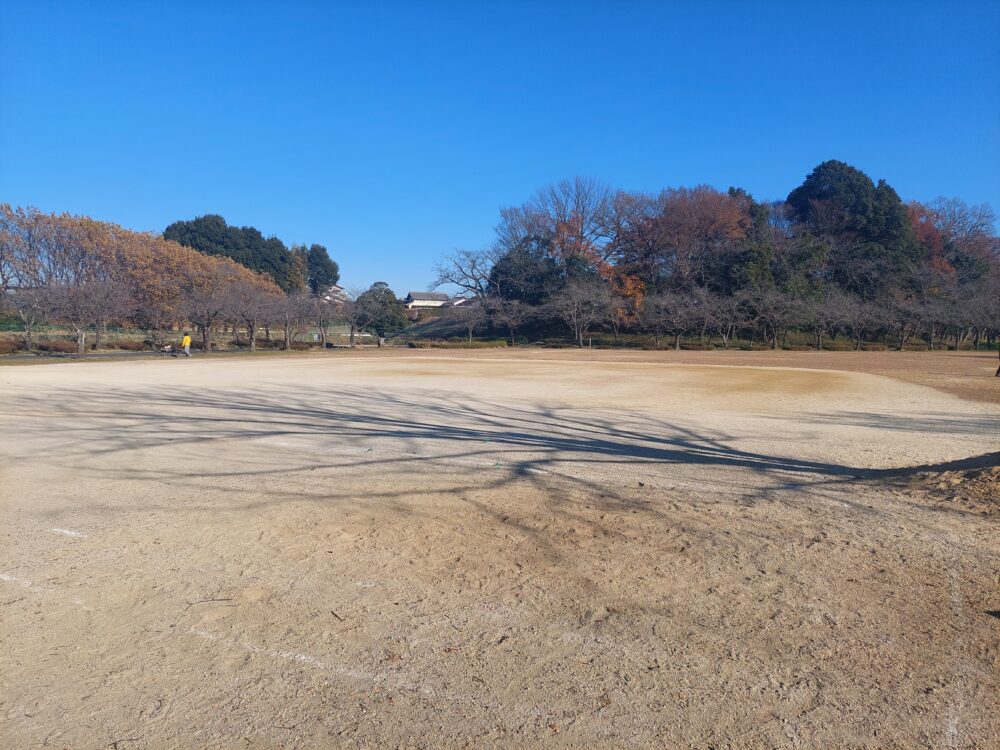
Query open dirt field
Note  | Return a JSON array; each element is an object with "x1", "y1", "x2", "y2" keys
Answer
[{"x1": 2, "y1": 351, "x2": 999, "y2": 748}]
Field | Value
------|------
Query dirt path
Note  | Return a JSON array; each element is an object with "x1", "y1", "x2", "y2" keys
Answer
[{"x1": 1, "y1": 354, "x2": 998, "y2": 748}]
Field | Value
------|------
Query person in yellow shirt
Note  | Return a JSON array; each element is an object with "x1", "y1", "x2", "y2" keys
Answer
[{"x1": 181, "y1": 332, "x2": 192, "y2": 357}]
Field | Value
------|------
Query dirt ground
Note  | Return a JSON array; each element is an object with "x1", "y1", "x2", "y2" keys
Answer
[{"x1": 1, "y1": 350, "x2": 998, "y2": 749}]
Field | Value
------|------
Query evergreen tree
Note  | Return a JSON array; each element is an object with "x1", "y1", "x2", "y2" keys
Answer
[
  {"x1": 305, "y1": 244, "x2": 340, "y2": 295},
  {"x1": 164, "y1": 215, "x2": 310, "y2": 292}
]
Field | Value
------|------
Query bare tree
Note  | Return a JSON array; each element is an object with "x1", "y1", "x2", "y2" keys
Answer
[
  {"x1": 641, "y1": 292, "x2": 691, "y2": 349},
  {"x1": 337, "y1": 287, "x2": 371, "y2": 348},
  {"x1": 34, "y1": 217, "x2": 135, "y2": 354},
  {"x1": 2, "y1": 206, "x2": 62, "y2": 349},
  {"x1": 747, "y1": 287, "x2": 800, "y2": 349},
  {"x1": 448, "y1": 302, "x2": 486, "y2": 342},
  {"x1": 958, "y1": 279, "x2": 998, "y2": 354},
  {"x1": 44, "y1": 278, "x2": 133, "y2": 354},
  {"x1": 497, "y1": 177, "x2": 616, "y2": 266},
  {"x1": 229, "y1": 280, "x2": 275, "y2": 351},
  {"x1": 0, "y1": 204, "x2": 17, "y2": 303},
  {"x1": 485, "y1": 296, "x2": 533, "y2": 346},
  {"x1": 840, "y1": 294, "x2": 877, "y2": 350},
  {"x1": 602, "y1": 290, "x2": 631, "y2": 341},
  {"x1": 707, "y1": 291, "x2": 745, "y2": 349},
  {"x1": 888, "y1": 297, "x2": 921, "y2": 352},
  {"x1": 685, "y1": 287, "x2": 719, "y2": 344},
  {"x1": 977, "y1": 278, "x2": 1000, "y2": 375},
  {"x1": 799, "y1": 290, "x2": 850, "y2": 350},
  {"x1": 9, "y1": 288, "x2": 47, "y2": 351},
  {"x1": 433, "y1": 249, "x2": 496, "y2": 299},
  {"x1": 931, "y1": 197, "x2": 996, "y2": 261},
  {"x1": 310, "y1": 294, "x2": 337, "y2": 348},
  {"x1": 548, "y1": 278, "x2": 611, "y2": 347},
  {"x1": 273, "y1": 292, "x2": 312, "y2": 350},
  {"x1": 180, "y1": 263, "x2": 241, "y2": 352}
]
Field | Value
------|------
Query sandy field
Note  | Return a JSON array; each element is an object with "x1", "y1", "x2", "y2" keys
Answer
[{"x1": 1, "y1": 350, "x2": 998, "y2": 749}]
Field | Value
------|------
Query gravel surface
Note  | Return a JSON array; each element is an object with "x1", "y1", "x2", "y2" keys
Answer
[{"x1": 1, "y1": 352, "x2": 998, "y2": 748}]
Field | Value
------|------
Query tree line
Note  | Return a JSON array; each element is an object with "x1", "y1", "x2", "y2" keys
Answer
[
  {"x1": 0, "y1": 206, "x2": 406, "y2": 354},
  {"x1": 164, "y1": 214, "x2": 340, "y2": 294},
  {"x1": 434, "y1": 161, "x2": 1000, "y2": 355},
  {"x1": 2, "y1": 159, "x2": 997, "y2": 362}
]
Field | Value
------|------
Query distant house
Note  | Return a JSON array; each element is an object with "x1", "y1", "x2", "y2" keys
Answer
[{"x1": 404, "y1": 291, "x2": 451, "y2": 309}]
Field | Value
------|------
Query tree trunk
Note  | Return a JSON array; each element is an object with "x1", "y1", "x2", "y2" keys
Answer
[
  {"x1": 264, "y1": 325, "x2": 271, "y2": 344},
  {"x1": 674, "y1": 333, "x2": 681, "y2": 350},
  {"x1": 995, "y1": 349, "x2": 999, "y2": 377},
  {"x1": 202, "y1": 325, "x2": 212, "y2": 352},
  {"x1": 23, "y1": 319, "x2": 34, "y2": 351},
  {"x1": 283, "y1": 323, "x2": 291, "y2": 350},
  {"x1": 349, "y1": 326, "x2": 356, "y2": 348},
  {"x1": 95, "y1": 320, "x2": 105, "y2": 350},
  {"x1": 76, "y1": 327, "x2": 86, "y2": 355},
  {"x1": 509, "y1": 327, "x2": 516, "y2": 347},
  {"x1": 318, "y1": 324, "x2": 327, "y2": 349},
  {"x1": 248, "y1": 322, "x2": 257, "y2": 351}
]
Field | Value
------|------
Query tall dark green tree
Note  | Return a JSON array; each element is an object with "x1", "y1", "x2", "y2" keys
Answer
[
  {"x1": 164, "y1": 215, "x2": 308, "y2": 292},
  {"x1": 786, "y1": 161, "x2": 916, "y2": 297},
  {"x1": 787, "y1": 160, "x2": 879, "y2": 238},
  {"x1": 305, "y1": 244, "x2": 340, "y2": 295},
  {"x1": 487, "y1": 238, "x2": 564, "y2": 304}
]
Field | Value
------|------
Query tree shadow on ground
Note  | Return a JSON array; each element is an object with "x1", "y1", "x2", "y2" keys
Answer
[
  {"x1": 779, "y1": 410, "x2": 1000, "y2": 437},
  {"x1": 5, "y1": 382, "x2": 999, "y2": 644},
  {"x1": 7, "y1": 383, "x2": 997, "y2": 520}
]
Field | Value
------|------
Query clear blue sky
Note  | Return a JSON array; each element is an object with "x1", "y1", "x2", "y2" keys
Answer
[{"x1": 2, "y1": 1, "x2": 998, "y2": 294}]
